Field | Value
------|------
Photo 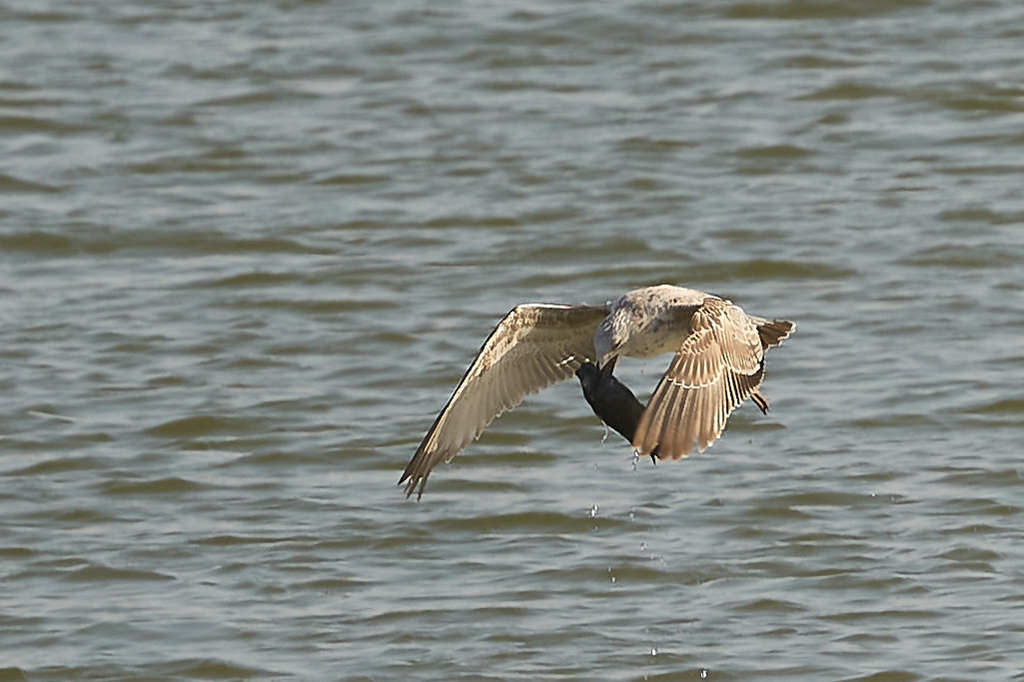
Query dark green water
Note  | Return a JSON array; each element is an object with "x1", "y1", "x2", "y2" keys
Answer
[{"x1": 2, "y1": 1, "x2": 1023, "y2": 680}]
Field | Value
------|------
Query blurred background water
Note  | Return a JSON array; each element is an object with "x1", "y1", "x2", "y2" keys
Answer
[{"x1": 1, "y1": 1, "x2": 1023, "y2": 680}]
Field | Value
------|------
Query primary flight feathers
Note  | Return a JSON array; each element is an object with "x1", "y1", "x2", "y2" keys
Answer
[{"x1": 400, "y1": 285, "x2": 794, "y2": 499}]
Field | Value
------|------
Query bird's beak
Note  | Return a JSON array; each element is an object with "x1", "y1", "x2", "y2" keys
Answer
[{"x1": 599, "y1": 355, "x2": 618, "y2": 375}]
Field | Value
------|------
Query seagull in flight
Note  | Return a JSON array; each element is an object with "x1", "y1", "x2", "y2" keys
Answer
[{"x1": 400, "y1": 284, "x2": 795, "y2": 499}]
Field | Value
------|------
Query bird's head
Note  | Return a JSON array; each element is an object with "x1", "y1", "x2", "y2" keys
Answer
[
  {"x1": 575, "y1": 356, "x2": 618, "y2": 402},
  {"x1": 574, "y1": 362, "x2": 601, "y2": 394}
]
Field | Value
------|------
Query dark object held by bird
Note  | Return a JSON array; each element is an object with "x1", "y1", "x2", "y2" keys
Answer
[{"x1": 575, "y1": 358, "x2": 660, "y2": 463}]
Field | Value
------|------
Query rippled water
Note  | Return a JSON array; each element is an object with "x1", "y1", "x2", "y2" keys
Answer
[{"x1": 2, "y1": 1, "x2": 1023, "y2": 680}]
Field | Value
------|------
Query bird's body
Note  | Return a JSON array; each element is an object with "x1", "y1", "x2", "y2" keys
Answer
[
  {"x1": 595, "y1": 285, "x2": 707, "y2": 361},
  {"x1": 400, "y1": 284, "x2": 795, "y2": 499},
  {"x1": 575, "y1": 358, "x2": 659, "y2": 462}
]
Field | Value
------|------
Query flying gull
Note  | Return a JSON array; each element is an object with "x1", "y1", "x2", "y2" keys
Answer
[{"x1": 399, "y1": 284, "x2": 795, "y2": 499}]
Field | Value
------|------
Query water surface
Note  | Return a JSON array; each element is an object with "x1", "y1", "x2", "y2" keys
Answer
[{"x1": 2, "y1": 1, "x2": 1023, "y2": 680}]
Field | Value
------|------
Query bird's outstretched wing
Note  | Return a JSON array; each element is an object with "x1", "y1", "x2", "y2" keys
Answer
[
  {"x1": 632, "y1": 297, "x2": 766, "y2": 461},
  {"x1": 401, "y1": 303, "x2": 610, "y2": 499}
]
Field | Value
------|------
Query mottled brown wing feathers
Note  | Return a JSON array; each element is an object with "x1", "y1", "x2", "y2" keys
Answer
[
  {"x1": 633, "y1": 297, "x2": 766, "y2": 460},
  {"x1": 400, "y1": 303, "x2": 610, "y2": 499}
]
